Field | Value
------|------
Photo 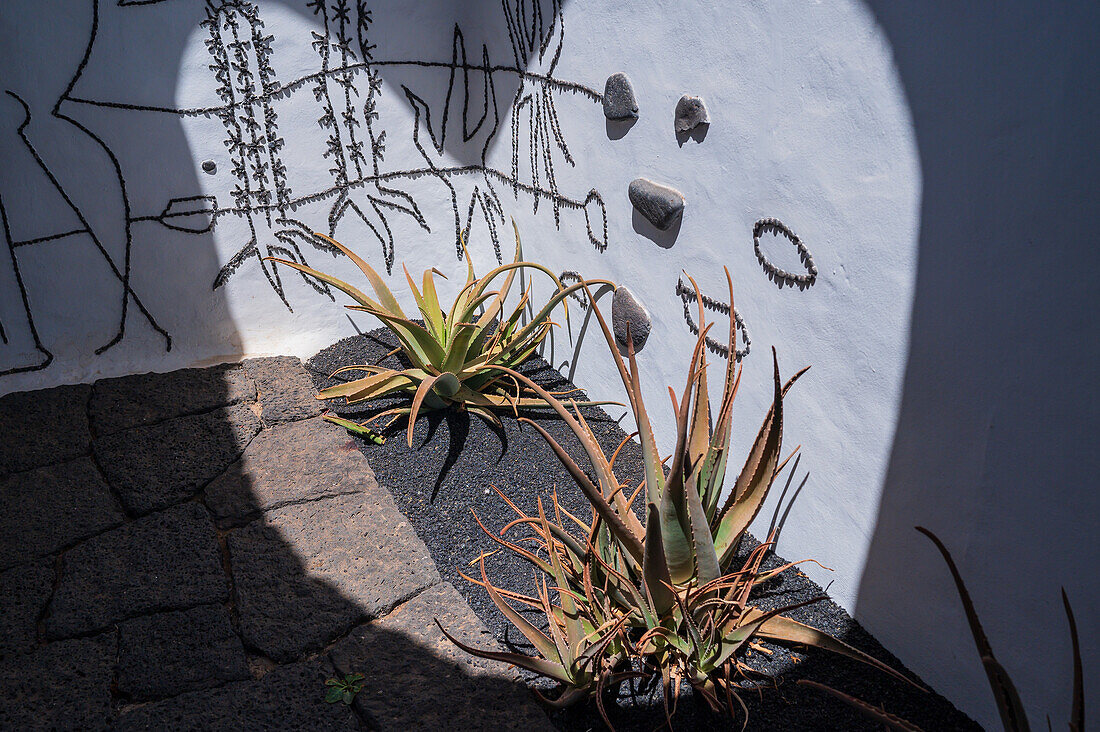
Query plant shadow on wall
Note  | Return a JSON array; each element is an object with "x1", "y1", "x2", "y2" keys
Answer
[
  {"x1": 0, "y1": 0, "x2": 606, "y2": 383},
  {"x1": 856, "y1": 3, "x2": 1099, "y2": 727}
]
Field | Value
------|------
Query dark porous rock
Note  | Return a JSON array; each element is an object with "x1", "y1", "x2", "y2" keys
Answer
[
  {"x1": 46, "y1": 502, "x2": 226, "y2": 639},
  {"x1": 0, "y1": 383, "x2": 90, "y2": 474},
  {"x1": 113, "y1": 658, "x2": 359, "y2": 731},
  {"x1": 205, "y1": 417, "x2": 374, "y2": 526},
  {"x1": 118, "y1": 604, "x2": 249, "y2": 701},
  {"x1": 330, "y1": 582, "x2": 552, "y2": 730},
  {"x1": 89, "y1": 362, "x2": 256, "y2": 436},
  {"x1": 0, "y1": 633, "x2": 115, "y2": 730},
  {"x1": 0, "y1": 458, "x2": 124, "y2": 570},
  {"x1": 674, "y1": 94, "x2": 709, "y2": 133},
  {"x1": 229, "y1": 492, "x2": 438, "y2": 662},
  {"x1": 94, "y1": 403, "x2": 261, "y2": 516},
  {"x1": 242, "y1": 356, "x2": 323, "y2": 426},
  {"x1": 611, "y1": 286, "x2": 652, "y2": 353},
  {"x1": 628, "y1": 178, "x2": 685, "y2": 230},
  {"x1": 602, "y1": 72, "x2": 639, "y2": 120},
  {"x1": 0, "y1": 560, "x2": 53, "y2": 659}
]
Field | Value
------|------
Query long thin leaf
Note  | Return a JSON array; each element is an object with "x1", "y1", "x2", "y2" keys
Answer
[{"x1": 916, "y1": 526, "x2": 1029, "y2": 731}]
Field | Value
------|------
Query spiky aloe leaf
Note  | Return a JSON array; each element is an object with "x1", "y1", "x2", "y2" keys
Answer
[
  {"x1": 751, "y1": 610, "x2": 919, "y2": 688},
  {"x1": 713, "y1": 350, "x2": 809, "y2": 567},
  {"x1": 642, "y1": 503, "x2": 676, "y2": 616},
  {"x1": 434, "y1": 620, "x2": 573, "y2": 685},
  {"x1": 519, "y1": 416, "x2": 644, "y2": 563},
  {"x1": 916, "y1": 527, "x2": 1029, "y2": 731},
  {"x1": 265, "y1": 258, "x2": 383, "y2": 312},
  {"x1": 311, "y1": 232, "x2": 406, "y2": 317},
  {"x1": 1063, "y1": 589, "x2": 1084, "y2": 732},
  {"x1": 797, "y1": 681, "x2": 926, "y2": 731}
]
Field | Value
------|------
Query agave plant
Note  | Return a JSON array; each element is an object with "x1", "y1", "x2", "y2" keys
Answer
[
  {"x1": 268, "y1": 223, "x2": 613, "y2": 444},
  {"x1": 440, "y1": 270, "x2": 917, "y2": 725},
  {"x1": 801, "y1": 527, "x2": 1085, "y2": 732}
]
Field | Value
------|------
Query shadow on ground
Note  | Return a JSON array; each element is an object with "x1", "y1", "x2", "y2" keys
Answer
[{"x1": 0, "y1": 358, "x2": 547, "y2": 730}]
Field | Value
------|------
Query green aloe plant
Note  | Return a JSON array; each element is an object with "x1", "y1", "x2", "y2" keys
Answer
[
  {"x1": 441, "y1": 271, "x2": 917, "y2": 725},
  {"x1": 268, "y1": 223, "x2": 614, "y2": 444}
]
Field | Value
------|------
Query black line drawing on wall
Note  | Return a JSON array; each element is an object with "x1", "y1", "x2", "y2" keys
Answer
[
  {"x1": 0, "y1": 0, "x2": 607, "y2": 377},
  {"x1": 672, "y1": 217, "x2": 818, "y2": 360}
]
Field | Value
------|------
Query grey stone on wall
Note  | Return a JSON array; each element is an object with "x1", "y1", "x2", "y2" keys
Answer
[
  {"x1": 674, "y1": 94, "x2": 709, "y2": 133},
  {"x1": 602, "y1": 72, "x2": 639, "y2": 119},
  {"x1": 612, "y1": 286, "x2": 652, "y2": 353},
  {"x1": 628, "y1": 178, "x2": 686, "y2": 230}
]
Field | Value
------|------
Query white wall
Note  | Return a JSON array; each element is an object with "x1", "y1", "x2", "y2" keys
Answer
[{"x1": 1, "y1": 1, "x2": 1094, "y2": 727}]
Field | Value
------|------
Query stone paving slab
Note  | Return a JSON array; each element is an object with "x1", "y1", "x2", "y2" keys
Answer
[
  {"x1": 229, "y1": 491, "x2": 439, "y2": 662},
  {"x1": 47, "y1": 502, "x2": 226, "y2": 639},
  {"x1": 94, "y1": 404, "x2": 262, "y2": 516},
  {"x1": 113, "y1": 658, "x2": 360, "y2": 731},
  {"x1": 0, "y1": 633, "x2": 115, "y2": 731},
  {"x1": 330, "y1": 582, "x2": 553, "y2": 731},
  {"x1": 88, "y1": 363, "x2": 256, "y2": 436},
  {"x1": 0, "y1": 457, "x2": 124, "y2": 570},
  {"x1": 118, "y1": 604, "x2": 250, "y2": 701},
  {"x1": 205, "y1": 417, "x2": 375, "y2": 526},
  {"x1": 0, "y1": 559, "x2": 52, "y2": 659},
  {"x1": 0, "y1": 383, "x2": 90, "y2": 475},
  {"x1": 242, "y1": 356, "x2": 324, "y2": 426}
]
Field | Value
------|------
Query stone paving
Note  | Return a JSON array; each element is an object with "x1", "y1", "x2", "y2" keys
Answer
[{"x1": 0, "y1": 357, "x2": 551, "y2": 730}]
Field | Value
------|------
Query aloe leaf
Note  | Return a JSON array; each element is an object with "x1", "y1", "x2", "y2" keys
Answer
[
  {"x1": 642, "y1": 503, "x2": 676, "y2": 615},
  {"x1": 420, "y1": 267, "x2": 446, "y2": 340},
  {"x1": 317, "y1": 369, "x2": 420, "y2": 402},
  {"x1": 685, "y1": 475, "x2": 721, "y2": 586},
  {"x1": 441, "y1": 322, "x2": 480, "y2": 374},
  {"x1": 519, "y1": 417, "x2": 644, "y2": 564},
  {"x1": 434, "y1": 620, "x2": 573, "y2": 684},
  {"x1": 916, "y1": 527, "x2": 1029, "y2": 730},
  {"x1": 476, "y1": 558, "x2": 563, "y2": 665},
  {"x1": 310, "y1": 232, "x2": 405, "y2": 317},
  {"x1": 407, "y1": 373, "x2": 449, "y2": 447},
  {"x1": 752, "y1": 611, "x2": 919, "y2": 688},
  {"x1": 798, "y1": 681, "x2": 926, "y2": 731},
  {"x1": 714, "y1": 349, "x2": 804, "y2": 566},
  {"x1": 624, "y1": 324, "x2": 667, "y2": 510},
  {"x1": 265, "y1": 258, "x2": 383, "y2": 311},
  {"x1": 1063, "y1": 589, "x2": 1083, "y2": 732},
  {"x1": 346, "y1": 306, "x2": 445, "y2": 369}
]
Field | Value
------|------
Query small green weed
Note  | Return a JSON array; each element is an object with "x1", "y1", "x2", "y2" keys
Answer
[{"x1": 324, "y1": 673, "x2": 365, "y2": 705}]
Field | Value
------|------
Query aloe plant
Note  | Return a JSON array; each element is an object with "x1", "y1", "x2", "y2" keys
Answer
[
  {"x1": 441, "y1": 270, "x2": 916, "y2": 725},
  {"x1": 268, "y1": 222, "x2": 614, "y2": 444}
]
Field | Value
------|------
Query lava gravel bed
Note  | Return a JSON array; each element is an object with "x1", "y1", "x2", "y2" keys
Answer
[{"x1": 308, "y1": 329, "x2": 978, "y2": 731}]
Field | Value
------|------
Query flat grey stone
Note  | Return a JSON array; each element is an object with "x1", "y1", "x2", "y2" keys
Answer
[
  {"x1": 611, "y1": 286, "x2": 652, "y2": 354},
  {"x1": 229, "y1": 492, "x2": 439, "y2": 662},
  {"x1": 46, "y1": 502, "x2": 226, "y2": 639},
  {"x1": 628, "y1": 178, "x2": 685, "y2": 230},
  {"x1": 113, "y1": 658, "x2": 359, "y2": 731},
  {"x1": 674, "y1": 94, "x2": 709, "y2": 133},
  {"x1": 602, "y1": 72, "x2": 638, "y2": 119},
  {"x1": 205, "y1": 417, "x2": 373, "y2": 526},
  {"x1": 330, "y1": 582, "x2": 552, "y2": 730},
  {"x1": 118, "y1": 604, "x2": 249, "y2": 701},
  {"x1": 0, "y1": 560, "x2": 52, "y2": 659},
  {"x1": 89, "y1": 363, "x2": 256, "y2": 436},
  {"x1": 242, "y1": 356, "x2": 323, "y2": 426},
  {"x1": 94, "y1": 404, "x2": 262, "y2": 516},
  {"x1": 0, "y1": 634, "x2": 115, "y2": 730},
  {"x1": 0, "y1": 383, "x2": 90, "y2": 474},
  {"x1": 0, "y1": 458, "x2": 124, "y2": 570}
]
